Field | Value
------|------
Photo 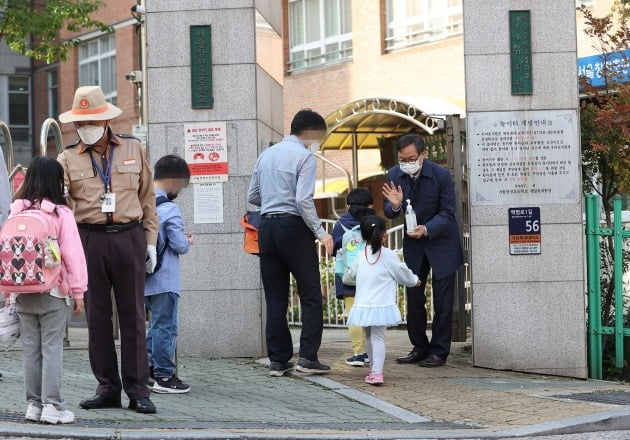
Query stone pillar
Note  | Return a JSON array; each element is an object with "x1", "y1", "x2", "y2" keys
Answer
[
  {"x1": 145, "y1": 1, "x2": 283, "y2": 357},
  {"x1": 464, "y1": 0, "x2": 587, "y2": 378}
]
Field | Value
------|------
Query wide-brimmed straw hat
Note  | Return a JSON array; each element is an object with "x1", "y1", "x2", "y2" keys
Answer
[{"x1": 58, "y1": 85, "x2": 122, "y2": 123}]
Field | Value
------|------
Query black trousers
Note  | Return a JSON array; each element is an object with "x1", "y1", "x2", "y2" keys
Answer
[
  {"x1": 259, "y1": 215, "x2": 323, "y2": 363},
  {"x1": 79, "y1": 225, "x2": 150, "y2": 399},
  {"x1": 403, "y1": 246, "x2": 456, "y2": 360}
]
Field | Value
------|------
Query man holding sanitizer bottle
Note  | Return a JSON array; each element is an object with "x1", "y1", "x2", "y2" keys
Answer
[{"x1": 382, "y1": 134, "x2": 463, "y2": 368}]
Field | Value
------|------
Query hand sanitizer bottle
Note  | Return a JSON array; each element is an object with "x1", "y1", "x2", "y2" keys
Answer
[{"x1": 405, "y1": 199, "x2": 417, "y2": 231}]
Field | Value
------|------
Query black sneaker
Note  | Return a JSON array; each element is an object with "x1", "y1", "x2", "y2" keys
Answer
[
  {"x1": 269, "y1": 361, "x2": 295, "y2": 377},
  {"x1": 152, "y1": 375, "x2": 191, "y2": 394},
  {"x1": 296, "y1": 358, "x2": 331, "y2": 375}
]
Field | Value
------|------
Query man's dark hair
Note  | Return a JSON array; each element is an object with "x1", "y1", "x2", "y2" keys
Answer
[
  {"x1": 397, "y1": 134, "x2": 426, "y2": 155},
  {"x1": 154, "y1": 154, "x2": 191, "y2": 182},
  {"x1": 15, "y1": 156, "x2": 67, "y2": 205},
  {"x1": 346, "y1": 187, "x2": 373, "y2": 207},
  {"x1": 290, "y1": 109, "x2": 327, "y2": 135}
]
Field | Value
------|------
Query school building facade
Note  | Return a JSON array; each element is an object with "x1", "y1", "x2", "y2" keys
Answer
[{"x1": 279, "y1": 0, "x2": 607, "y2": 218}]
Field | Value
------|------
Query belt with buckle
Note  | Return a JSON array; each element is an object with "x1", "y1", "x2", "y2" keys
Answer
[
  {"x1": 78, "y1": 221, "x2": 141, "y2": 233},
  {"x1": 262, "y1": 213, "x2": 297, "y2": 219}
]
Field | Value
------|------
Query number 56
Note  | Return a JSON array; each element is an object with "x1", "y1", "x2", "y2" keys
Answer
[{"x1": 525, "y1": 220, "x2": 540, "y2": 232}]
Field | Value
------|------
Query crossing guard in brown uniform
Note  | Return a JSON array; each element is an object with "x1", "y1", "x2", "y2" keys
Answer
[{"x1": 57, "y1": 86, "x2": 158, "y2": 414}]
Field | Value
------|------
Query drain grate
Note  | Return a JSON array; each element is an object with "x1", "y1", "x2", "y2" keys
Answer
[{"x1": 552, "y1": 391, "x2": 630, "y2": 405}]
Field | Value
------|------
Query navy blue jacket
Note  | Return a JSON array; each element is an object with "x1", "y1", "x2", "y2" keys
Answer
[
  {"x1": 384, "y1": 160, "x2": 463, "y2": 279},
  {"x1": 332, "y1": 212, "x2": 360, "y2": 299}
]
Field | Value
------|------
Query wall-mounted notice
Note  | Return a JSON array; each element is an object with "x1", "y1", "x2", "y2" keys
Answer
[
  {"x1": 184, "y1": 121, "x2": 228, "y2": 183},
  {"x1": 193, "y1": 183, "x2": 224, "y2": 224},
  {"x1": 469, "y1": 109, "x2": 580, "y2": 205},
  {"x1": 508, "y1": 207, "x2": 541, "y2": 255}
]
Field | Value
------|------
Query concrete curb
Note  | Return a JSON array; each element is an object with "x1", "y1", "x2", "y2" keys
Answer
[
  {"x1": 300, "y1": 375, "x2": 432, "y2": 423},
  {"x1": 497, "y1": 407, "x2": 630, "y2": 438},
  {"x1": 255, "y1": 356, "x2": 432, "y2": 423},
  {"x1": 0, "y1": 408, "x2": 629, "y2": 440}
]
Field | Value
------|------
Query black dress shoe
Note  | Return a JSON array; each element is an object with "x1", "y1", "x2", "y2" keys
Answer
[
  {"x1": 396, "y1": 350, "x2": 426, "y2": 364},
  {"x1": 79, "y1": 394, "x2": 122, "y2": 410},
  {"x1": 129, "y1": 397, "x2": 156, "y2": 414},
  {"x1": 420, "y1": 354, "x2": 446, "y2": 368}
]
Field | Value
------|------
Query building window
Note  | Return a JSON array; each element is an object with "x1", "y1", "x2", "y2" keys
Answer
[
  {"x1": 78, "y1": 34, "x2": 117, "y2": 104},
  {"x1": 7, "y1": 76, "x2": 30, "y2": 143},
  {"x1": 48, "y1": 70, "x2": 58, "y2": 119},
  {"x1": 288, "y1": 0, "x2": 352, "y2": 72},
  {"x1": 386, "y1": 0, "x2": 463, "y2": 51}
]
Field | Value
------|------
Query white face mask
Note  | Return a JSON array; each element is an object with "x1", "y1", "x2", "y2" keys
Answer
[
  {"x1": 400, "y1": 160, "x2": 421, "y2": 175},
  {"x1": 309, "y1": 142, "x2": 321, "y2": 153},
  {"x1": 77, "y1": 124, "x2": 106, "y2": 146}
]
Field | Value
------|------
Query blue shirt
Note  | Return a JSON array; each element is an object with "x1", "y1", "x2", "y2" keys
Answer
[
  {"x1": 247, "y1": 135, "x2": 326, "y2": 239},
  {"x1": 145, "y1": 188, "x2": 191, "y2": 296}
]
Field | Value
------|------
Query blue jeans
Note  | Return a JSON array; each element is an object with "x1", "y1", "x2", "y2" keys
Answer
[{"x1": 145, "y1": 292, "x2": 179, "y2": 378}]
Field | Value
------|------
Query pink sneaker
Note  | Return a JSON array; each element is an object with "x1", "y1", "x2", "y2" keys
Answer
[{"x1": 365, "y1": 373, "x2": 384, "y2": 385}]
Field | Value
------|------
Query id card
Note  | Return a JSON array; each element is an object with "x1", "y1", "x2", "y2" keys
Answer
[{"x1": 102, "y1": 193, "x2": 116, "y2": 213}]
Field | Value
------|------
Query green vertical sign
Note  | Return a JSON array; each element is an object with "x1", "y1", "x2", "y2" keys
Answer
[
  {"x1": 190, "y1": 25, "x2": 213, "y2": 109},
  {"x1": 509, "y1": 10, "x2": 532, "y2": 95}
]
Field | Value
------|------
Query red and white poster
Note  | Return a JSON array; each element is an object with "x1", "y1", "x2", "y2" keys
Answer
[{"x1": 184, "y1": 122, "x2": 228, "y2": 183}]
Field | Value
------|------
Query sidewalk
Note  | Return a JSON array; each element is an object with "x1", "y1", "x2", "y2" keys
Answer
[{"x1": 0, "y1": 327, "x2": 628, "y2": 439}]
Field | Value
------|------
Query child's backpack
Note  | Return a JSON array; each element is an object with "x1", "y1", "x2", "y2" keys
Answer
[
  {"x1": 334, "y1": 224, "x2": 365, "y2": 286},
  {"x1": 0, "y1": 205, "x2": 61, "y2": 294},
  {"x1": 149, "y1": 195, "x2": 174, "y2": 276}
]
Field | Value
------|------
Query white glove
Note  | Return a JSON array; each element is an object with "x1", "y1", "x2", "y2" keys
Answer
[{"x1": 146, "y1": 244, "x2": 157, "y2": 274}]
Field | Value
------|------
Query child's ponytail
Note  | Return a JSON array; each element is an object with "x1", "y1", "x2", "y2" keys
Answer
[{"x1": 360, "y1": 215, "x2": 387, "y2": 254}]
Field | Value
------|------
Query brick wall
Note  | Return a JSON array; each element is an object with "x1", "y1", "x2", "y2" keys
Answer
[{"x1": 282, "y1": 0, "x2": 466, "y2": 133}]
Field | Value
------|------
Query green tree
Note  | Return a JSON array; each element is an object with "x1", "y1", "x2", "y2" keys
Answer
[
  {"x1": 0, "y1": 0, "x2": 111, "y2": 63},
  {"x1": 579, "y1": 4, "x2": 630, "y2": 330}
]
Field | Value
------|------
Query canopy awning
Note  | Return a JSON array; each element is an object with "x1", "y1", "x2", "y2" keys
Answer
[
  {"x1": 322, "y1": 96, "x2": 465, "y2": 151},
  {"x1": 314, "y1": 171, "x2": 385, "y2": 200}
]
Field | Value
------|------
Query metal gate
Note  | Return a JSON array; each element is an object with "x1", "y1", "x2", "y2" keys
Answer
[
  {"x1": 585, "y1": 194, "x2": 630, "y2": 379},
  {"x1": 445, "y1": 115, "x2": 471, "y2": 342},
  {"x1": 0, "y1": 118, "x2": 64, "y2": 195}
]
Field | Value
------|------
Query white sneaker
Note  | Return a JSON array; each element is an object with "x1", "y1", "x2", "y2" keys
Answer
[
  {"x1": 40, "y1": 404, "x2": 75, "y2": 424},
  {"x1": 25, "y1": 403, "x2": 42, "y2": 422}
]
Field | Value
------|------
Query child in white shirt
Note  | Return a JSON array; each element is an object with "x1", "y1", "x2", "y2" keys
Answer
[{"x1": 347, "y1": 215, "x2": 421, "y2": 385}]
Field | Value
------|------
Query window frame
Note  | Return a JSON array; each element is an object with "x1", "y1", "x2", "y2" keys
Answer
[
  {"x1": 385, "y1": 0, "x2": 463, "y2": 52},
  {"x1": 78, "y1": 33, "x2": 117, "y2": 103},
  {"x1": 47, "y1": 69, "x2": 59, "y2": 119},
  {"x1": 288, "y1": 0, "x2": 353, "y2": 72},
  {"x1": 6, "y1": 75, "x2": 31, "y2": 144}
]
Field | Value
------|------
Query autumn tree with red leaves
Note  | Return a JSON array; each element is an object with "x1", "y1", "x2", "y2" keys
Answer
[{"x1": 579, "y1": 3, "x2": 630, "y2": 335}]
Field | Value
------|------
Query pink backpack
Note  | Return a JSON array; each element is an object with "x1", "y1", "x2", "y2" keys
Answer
[{"x1": 0, "y1": 203, "x2": 62, "y2": 294}]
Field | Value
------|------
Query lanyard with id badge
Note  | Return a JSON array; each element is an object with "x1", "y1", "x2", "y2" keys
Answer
[{"x1": 89, "y1": 148, "x2": 116, "y2": 216}]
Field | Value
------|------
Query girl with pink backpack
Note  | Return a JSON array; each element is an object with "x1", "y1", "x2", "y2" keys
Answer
[{"x1": 1, "y1": 157, "x2": 87, "y2": 424}]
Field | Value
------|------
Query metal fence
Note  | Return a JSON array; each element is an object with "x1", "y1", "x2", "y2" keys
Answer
[
  {"x1": 585, "y1": 194, "x2": 630, "y2": 379},
  {"x1": 287, "y1": 219, "x2": 434, "y2": 327}
]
